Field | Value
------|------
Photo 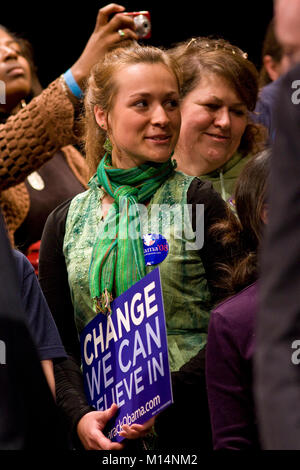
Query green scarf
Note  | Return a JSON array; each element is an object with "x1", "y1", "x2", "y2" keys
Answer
[{"x1": 88, "y1": 153, "x2": 175, "y2": 314}]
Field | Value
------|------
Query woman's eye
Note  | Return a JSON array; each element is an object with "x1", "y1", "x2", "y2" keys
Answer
[
  {"x1": 10, "y1": 43, "x2": 23, "y2": 55},
  {"x1": 204, "y1": 103, "x2": 219, "y2": 111},
  {"x1": 165, "y1": 99, "x2": 179, "y2": 109},
  {"x1": 231, "y1": 109, "x2": 246, "y2": 116},
  {"x1": 134, "y1": 100, "x2": 148, "y2": 108}
]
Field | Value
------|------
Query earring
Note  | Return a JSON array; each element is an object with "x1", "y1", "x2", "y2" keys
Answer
[{"x1": 103, "y1": 136, "x2": 113, "y2": 153}]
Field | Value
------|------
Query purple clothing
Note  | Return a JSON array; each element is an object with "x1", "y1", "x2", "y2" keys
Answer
[
  {"x1": 206, "y1": 282, "x2": 260, "y2": 449},
  {"x1": 252, "y1": 79, "x2": 282, "y2": 143}
]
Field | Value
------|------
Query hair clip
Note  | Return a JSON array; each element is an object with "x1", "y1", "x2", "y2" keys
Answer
[
  {"x1": 185, "y1": 38, "x2": 248, "y2": 60},
  {"x1": 185, "y1": 38, "x2": 197, "y2": 50}
]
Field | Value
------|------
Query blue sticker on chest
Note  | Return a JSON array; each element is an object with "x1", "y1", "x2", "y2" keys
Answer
[{"x1": 143, "y1": 234, "x2": 169, "y2": 266}]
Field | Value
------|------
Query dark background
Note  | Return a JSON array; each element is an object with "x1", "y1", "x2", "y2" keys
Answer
[{"x1": 1, "y1": 1, "x2": 274, "y2": 87}]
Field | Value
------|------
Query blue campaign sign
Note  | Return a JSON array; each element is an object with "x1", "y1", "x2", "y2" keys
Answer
[{"x1": 80, "y1": 268, "x2": 173, "y2": 442}]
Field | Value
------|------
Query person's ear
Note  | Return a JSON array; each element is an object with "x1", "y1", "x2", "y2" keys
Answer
[
  {"x1": 94, "y1": 105, "x2": 107, "y2": 130},
  {"x1": 263, "y1": 55, "x2": 281, "y2": 82}
]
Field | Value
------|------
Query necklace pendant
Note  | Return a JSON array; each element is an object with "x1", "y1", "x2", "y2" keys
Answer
[{"x1": 27, "y1": 171, "x2": 45, "y2": 191}]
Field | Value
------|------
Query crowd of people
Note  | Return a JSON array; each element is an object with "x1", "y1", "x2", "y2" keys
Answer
[{"x1": 1, "y1": 0, "x2": 300, "y2": 451}]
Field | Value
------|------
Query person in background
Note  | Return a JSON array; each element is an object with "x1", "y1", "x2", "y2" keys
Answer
[
  {"x1": 168, "y1": 37, "x2": 267, "y2": 203},
  {"x1": 255, "y1": 0, "x2": 300, "y2": 450},
  {"x1": 12, "y1": 248, "x2": 67, "y2": 399},
  {"x1": 0, "y1": 211, "x2": 69, "y2": 449},
  {"x1": 253, "y1": 19, "x2": 289, "y2": 141},
  {"x1": 39, "y1": 44, "x2": 230, "y2": 450},
  {"x1": 0, "y1": 4, "x2": 138, "y2": 271},
  {"x1": 258, "y1": 19, "x2": 286, "y2": 88},
  {"x1": 205, "y1": 150, "x2": 270, "y2": 449}
]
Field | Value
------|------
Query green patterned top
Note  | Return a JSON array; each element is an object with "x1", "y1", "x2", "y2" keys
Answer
[
  {"x1": 201, "y1": 152, "x2": 253, "y2": 202},
  {"x1": 63, "y1": 171, "x2": 212, "y2": 372}
]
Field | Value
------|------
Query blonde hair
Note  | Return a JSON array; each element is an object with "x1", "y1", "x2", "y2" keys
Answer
[{"x1": 82, "y1": 44, "x2": 182, "y2": 176}]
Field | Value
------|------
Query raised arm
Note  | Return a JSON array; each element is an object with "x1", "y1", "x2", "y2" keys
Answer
[{"x1": 0, "y1": 4, "x2": 137, "y2": 191}]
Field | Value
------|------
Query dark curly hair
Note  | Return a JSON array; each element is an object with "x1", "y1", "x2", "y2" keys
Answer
[{"x1": 210, "y1": 148, "x2": 270, "y2": 299}]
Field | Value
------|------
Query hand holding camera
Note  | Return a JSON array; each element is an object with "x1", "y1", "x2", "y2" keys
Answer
[
  {"x1": 122, "y1": 11, "x2": 151, "y2": 39},
  {"x1": 70, "y1": 4, "x2": 139, "y2": 88},
  {"x1": 70, "y1": 4, "x2": 151, "y2": 90}
]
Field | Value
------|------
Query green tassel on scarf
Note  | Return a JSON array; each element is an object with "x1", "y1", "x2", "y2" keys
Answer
[{"x1": 88, "y1": 153, "x2": 176, "y2": 315}]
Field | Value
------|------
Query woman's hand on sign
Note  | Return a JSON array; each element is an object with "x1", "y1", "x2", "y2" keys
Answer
[
  {"x1": 77, "y1": 403, "x2": 124, "y2": 450},
  {"x1": 120, "y1": 416, "x2": 156, "y2": 440}
]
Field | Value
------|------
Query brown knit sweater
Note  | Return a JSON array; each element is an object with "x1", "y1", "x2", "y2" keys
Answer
[{"x1": 0, "y1": 78, "x2": 88, "y2": 244}]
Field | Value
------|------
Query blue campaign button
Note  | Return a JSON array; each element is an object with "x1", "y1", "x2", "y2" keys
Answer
[{"x1": 143, "y1": 234, "x2": 169, "y2": 266}]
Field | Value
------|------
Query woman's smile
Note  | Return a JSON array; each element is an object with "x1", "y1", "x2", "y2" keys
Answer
[{"x1": 94, "y1": 62, "x2": 181, "y2": 169}]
